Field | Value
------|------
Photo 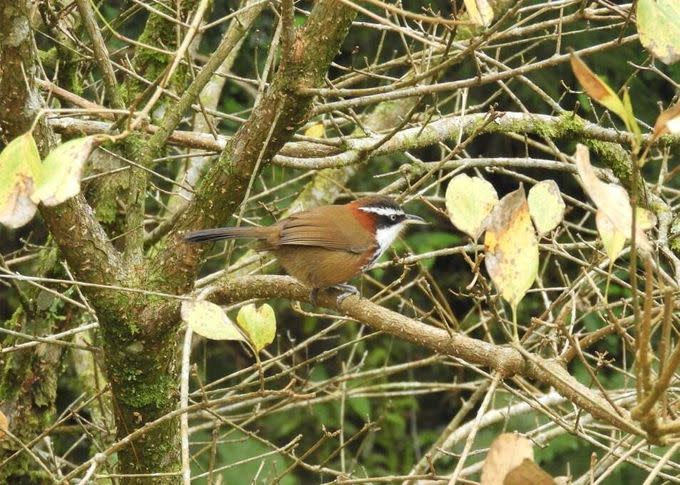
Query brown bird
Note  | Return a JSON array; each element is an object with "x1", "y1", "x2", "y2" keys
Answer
[{"x1": 185, "y1": 196, "x2": 426, "y2": 303}]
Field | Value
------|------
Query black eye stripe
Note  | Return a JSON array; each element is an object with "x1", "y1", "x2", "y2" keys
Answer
[{"x1": 375, "y1": 213, "x2": 406, "y2": 227}]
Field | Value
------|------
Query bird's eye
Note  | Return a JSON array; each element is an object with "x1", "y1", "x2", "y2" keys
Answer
[{"x1": 389, "y1": 214, "x2": 397, "y2": 221}]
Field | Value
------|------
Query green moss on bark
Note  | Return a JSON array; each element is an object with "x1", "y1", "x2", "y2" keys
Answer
[
  {"x1": 0, "y1": 249, "x2": 67, "y2": 484},
  {"x1": 587, "y1": 139, "x2": 633, "y2": 184},
  {"x1": 93, "y1": 277, "x2": 182, "y2": 483},
  {"x1": 120, "y1": 0, "x2": 199, "y2": 104}
]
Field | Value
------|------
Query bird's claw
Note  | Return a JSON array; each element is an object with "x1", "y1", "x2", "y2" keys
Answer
[
  {"x1": 308, "y1": 285, "x2": 359, "y2": 306},
  {"x1": 332, "y1": 284, "x2": 359, "y2": 304}
]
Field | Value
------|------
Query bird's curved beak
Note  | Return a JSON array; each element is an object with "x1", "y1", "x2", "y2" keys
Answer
[{"x1": 405, "y1": 213, "x2": 428, "y2": 225}]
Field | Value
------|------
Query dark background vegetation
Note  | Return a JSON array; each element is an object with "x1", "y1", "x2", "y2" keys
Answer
[{"x1": 1, "y1": 0, "x2": 679, "y2": 483}]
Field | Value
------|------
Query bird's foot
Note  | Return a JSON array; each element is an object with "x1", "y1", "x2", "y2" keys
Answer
[
  {"x1": 308, "y1": 285, "x2": 359, "y2": 306},
  {"x1": 332, "y1": 284, "x2": 359, "y2": 304}
]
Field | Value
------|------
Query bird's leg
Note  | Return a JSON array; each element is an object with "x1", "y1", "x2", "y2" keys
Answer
[
  {"x1": 332, "y1": 284, "x2": 359, "y2": 303},
  {"x1": 309, "y1": 285, "x2": 359, "y2": 306}
]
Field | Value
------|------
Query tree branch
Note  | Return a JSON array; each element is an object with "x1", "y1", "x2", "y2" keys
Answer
[
  {"x1": 48, "y1": 112, "x2": 680, "y2": 167},
  {"x1": 75, "y1": 0, "x2": 124, "y2": 110},
  {"x1": 307, "y1": 35, "x2": 640, "y2": 114},
  {"x1": 205, "y1": 275, "x2": 644, "y2": 436}
]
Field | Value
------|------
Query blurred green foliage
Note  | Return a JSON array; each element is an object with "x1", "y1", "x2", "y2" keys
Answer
[{"x1": 1, "y1": 0, "x2": 678, "y2": 482}]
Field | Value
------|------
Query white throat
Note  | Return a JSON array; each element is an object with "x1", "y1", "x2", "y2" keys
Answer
[{"x1": 368, "y1": 222, "x2": 405, "y2": 268}]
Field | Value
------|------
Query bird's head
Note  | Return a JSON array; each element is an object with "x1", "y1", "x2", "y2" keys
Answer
[{"x1": 349, "y1": 196, "x2": 426, "y2": 253}]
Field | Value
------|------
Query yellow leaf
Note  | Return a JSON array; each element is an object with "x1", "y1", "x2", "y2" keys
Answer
[
  {"x1": 596, "y1": 210, "x2": 627, "y2": 261},
  {"x1": 484, "y1": 186, "x2": 538, "y2": 309},
  {"x1": 445, "y1": 174, "x2": 498, "y2": 240},
  {"x1": 0, "y1": 410, "x2": 7, "y2": 439},
  {"x1": 181, "y1": 300, "x2": 246, "y2": 342},
  {"x1": 570, "y1": 54, "x2": 627, "y2": 123},
  {"x1": 636, "y1": 207, "x2": 657, "y2": 231},
  {"x1": 32, "y1": 136, "x2": 95, "y2": 206},
  {"x1": 304, "y1": 123, "x2": 325, "y2": 139},
  {"x1": 463, "y1": 0, "x2": 494, "y2": 27},
  {"x1": 0, "y1": 132, "x2": 41, "y2": 228},
  {"x1": 574, "y1": 145, "x2": 628, "y2": 234},
  {"x1": 637, "y1": 0, "x2": 680, "y2": 65},
  {"x1": 574, "y1": 144, "x2": 652, "y2": 253},
  {"x1": 527, "y1": 180, "x2": 565, "y2": 236},
  {"x1": 236, "y1": 303, "x2": 276, "y2": 352}
]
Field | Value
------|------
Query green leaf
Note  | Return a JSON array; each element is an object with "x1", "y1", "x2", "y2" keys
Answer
[
  {"x1": 0, "y1": 132, "x2": 41, "y2": 228},
  {"x1": 623, "y1": 88, "x2": 645, "y2": 155},
  {"x1": 349, "y1": 396, "x2": 371, "y2": 418},
  {"x1": 622, "y1": 88, "x2": 641, "y2": 149},
  {"x1": 236, "y1": 303, "x2": 276, "y2": 352},
  {"x1": 637, "y1": 0, "x2": 680, "y2": 65},
  {"x1": 32, "y1": 136, "x2": 95, "y2": 206},
  {"x1": 181, "y1": 300, "x2": 246, "y2": 341},
  {"x1": 527, "y1": 180, "x2": 565, "y2": 237},
  {"x1": 445, "y1": 174, "x2": 498, "y2": 240}
]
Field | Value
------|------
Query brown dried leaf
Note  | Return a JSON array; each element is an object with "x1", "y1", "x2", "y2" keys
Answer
[
  {"x1": 505, "y1": 458, "x2": 555, "y2": 485},
  {"x1": 481, "y1": 433, "x2": 534, "y2": 485},
  {"x1": 653, "y1": 102, "x2": 680, "y2": 139},
  {"x1": 181, "y1": 300, "x2": 246, "y2": 342},
  {"x1": 636, "y1": 208, "x2": 657, "y2": 231},
  {"x1": 463, "y1": 0, "x2": 494, "y2": 27},
  {"x1": 596, "y1": 210, "x2": 627, "y2": 262}
]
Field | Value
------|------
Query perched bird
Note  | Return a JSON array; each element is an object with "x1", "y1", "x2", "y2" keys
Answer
[{"x1": 185, "y1": 195, "x2": 426, "y2": 303}]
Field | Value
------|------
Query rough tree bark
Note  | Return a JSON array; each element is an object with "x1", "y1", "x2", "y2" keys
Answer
[
  {"x1": 0, "y1": 2, "x2": 74, "y2": 482},
  {"x1": 1, "y1": 0, "x2": 357, "y2": 482}
]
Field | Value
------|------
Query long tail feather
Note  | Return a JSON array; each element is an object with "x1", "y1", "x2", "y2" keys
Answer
[{"x1": 184, "y1": 226, "x2": 268, "y2": 243}]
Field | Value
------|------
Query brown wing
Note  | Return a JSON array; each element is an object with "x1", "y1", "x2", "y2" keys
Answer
[{"x1": 277, "y1": 205, "x2": 375, "y2": 254}]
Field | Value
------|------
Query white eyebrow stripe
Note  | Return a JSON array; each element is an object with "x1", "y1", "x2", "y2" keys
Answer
[{"x1": 359, "y1": 206, "x2": 405, "y2": 217}]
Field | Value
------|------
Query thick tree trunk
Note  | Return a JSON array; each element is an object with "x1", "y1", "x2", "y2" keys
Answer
[
  {"x1": 0, "y1": 3, "x2": 63, "y2": 482},
  {"x1": 1, "y1": 0, "x2": 357, "y2": 482}
]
